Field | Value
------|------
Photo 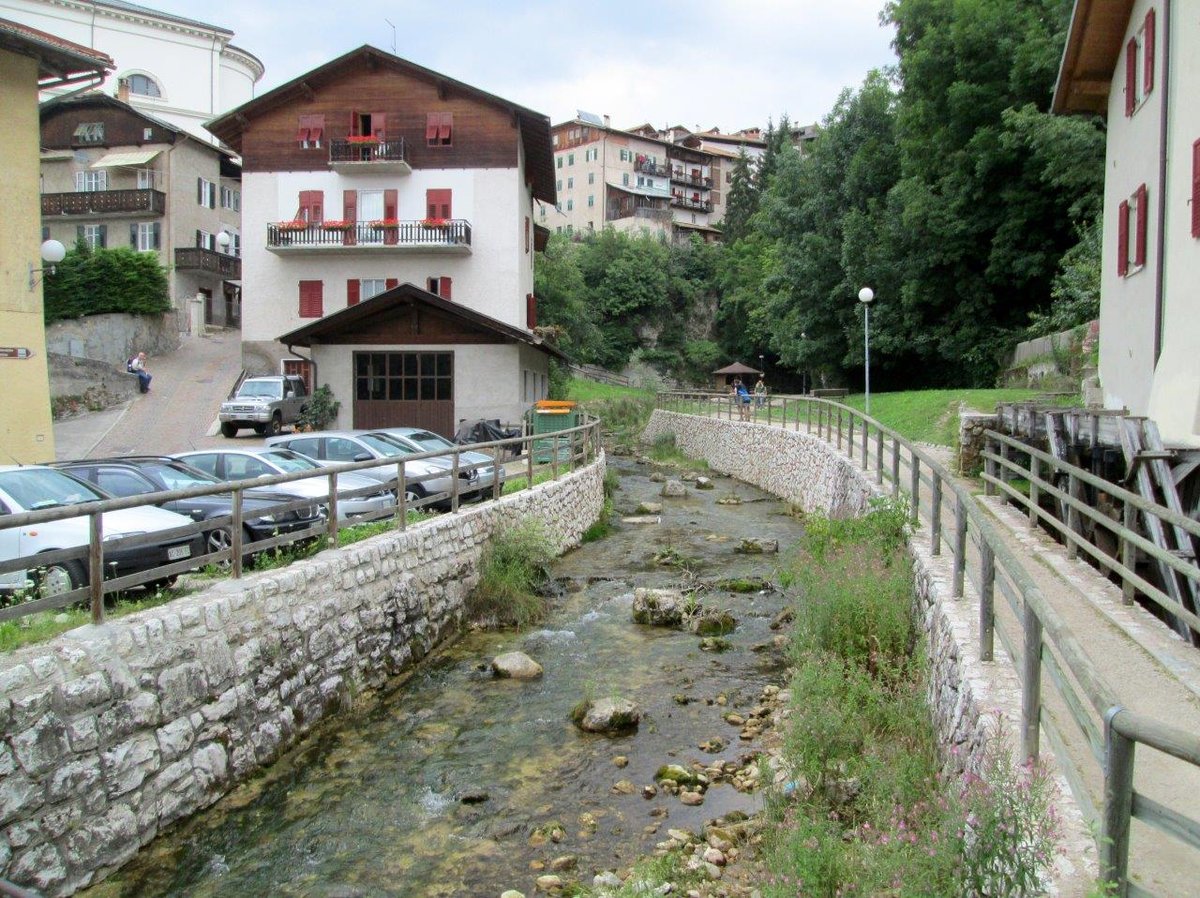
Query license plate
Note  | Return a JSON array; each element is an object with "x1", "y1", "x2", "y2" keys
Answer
[{"x1": 167, "y1": 545, "x2": 192, "y2": 561}]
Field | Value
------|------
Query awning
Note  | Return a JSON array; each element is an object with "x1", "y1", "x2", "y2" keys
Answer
[
  {"x1": 606, "y1": 180, "x2": 670, "y2": 199},
  {"x1": 91, "y1": 150, "x2": 161, "y2": 168}
]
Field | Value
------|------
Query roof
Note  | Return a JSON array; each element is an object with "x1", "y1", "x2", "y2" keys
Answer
[
  {"x1": 207, "y1": 45, "x2": 556, "y2": 205},
  {"x1": 0, "y1": 17, "x2": 112, "y2": 87},
  {"x1": 673, "y1": 220, "x2": 722, "y2": 234},
  {"x1": 607, "y1": 180, "x2": 670, "y2": 199},
  {"x1": 84, "y1": 0, "x2": 232, "y2": 37},
  {"x1": 712, "y1": 362, "x2": 763, "y2": 375},
  {"x1": 1052, "y1": 0, "x2": 1135, "y2": 115},
  {"x1": 91, "y1": 149, "x2": 161, "y2": 168},
  {"x1": 277, "y1": 282, "x2": 567, "y2": 361}
]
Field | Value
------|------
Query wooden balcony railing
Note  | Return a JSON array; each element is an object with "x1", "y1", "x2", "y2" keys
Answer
[
  {"x1": 329, "y1": 137, "x2": 407, "y2": 165},
  {"x1": 670, "y1": 170, "x2": 713, "y2": 189},
  {"x1": 174, "y1": 247, "x2": 241, "y2": 278},
  {"x1": 266, "y1": 219, "x2": 472, "y2": 251},
  {"x1": 635, "y1": 159, "x2": 670, "y2": 178},
  {"x1": 41, "y1": 189, "x2": 166, "y2": 217},
  {"x1": 670, "y1": 195, "x2": 713, "y2": 213}
]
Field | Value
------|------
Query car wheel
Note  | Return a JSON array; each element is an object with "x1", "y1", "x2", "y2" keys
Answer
[
  {"x1": 35, "y1": 560, "x2": 86, "y2": 599},
  {"x1": 403, "y1": 484, "x2": 426, "y2": 506},
  {"x1": 253, "y1": 423, "x2": 267, "y2": 435},
  {"x1": 207, "y1": 525, "x2": 255, "y2": 567},
  {"x1": 268, "y1": 413, "x2": 283, "y2": 436},
  {"x1": 220, "y1": 422, "x2": 238, "y2": 438}
]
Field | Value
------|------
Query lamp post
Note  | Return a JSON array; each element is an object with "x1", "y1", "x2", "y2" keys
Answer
[
  {"x1": 858, "y1": 287, "x2": 874, "y2": 415},
  {"x1": 28, "y1": 239, "x2": 66, "y2": 291},
  {"x1": 800, "y1": 332, "x2": 807, "y2": 394}
]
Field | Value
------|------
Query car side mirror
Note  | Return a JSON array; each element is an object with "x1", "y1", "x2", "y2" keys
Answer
[{"x1": 353, "y1": 453, "x2": 372, "y2": 462}]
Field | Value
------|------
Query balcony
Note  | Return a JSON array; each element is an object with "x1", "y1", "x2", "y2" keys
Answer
[
  {"x1": 671, "y1": 195, "x2": 713, "y2": 213},
  {"x1": 634, "y1": 159, "x2": 670, "y2": 178},
  {"x1": 670, "y1": 169, "x2": 713, "y2": 189},
  {"x1": 41, "y1": 189, "x2": 166, "y2": 218},
  {"x1": 328, "y1": 137, "x2": 411, "y2": 174},
  {"x1": 266, "y1": 220, "x2": 472, "y2": 255},
  {"x1": 174, "y1": 247, "x2": 241, "y2": 278}
]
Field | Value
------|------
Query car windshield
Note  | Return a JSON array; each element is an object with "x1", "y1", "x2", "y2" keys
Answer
[
  {"x1": 364, "y1": 433, "x2": 420, "y2": 455},
  {"x1": 0, "y1": 468, "x2": 104, "y2": 510},
  {"x1": 237, "y1": 381, "x2": 282, "y2": 399},
  {"x1": 357, "y1": 434, "x2": 407, "y2": 457},
  {"x1": 406, "y1": 430, "x2": 455, "y2": 451},
  {"x1": 142, "y1": 462, "x2": 219, "y2": 490},
  {"x1": 261, "y1": 451, "x2": 321, "y2": 473}
]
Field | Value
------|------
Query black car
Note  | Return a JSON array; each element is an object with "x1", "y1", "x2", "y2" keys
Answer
[{"x1": 53, "y1": 457, "x2": 323, "y2": 560}]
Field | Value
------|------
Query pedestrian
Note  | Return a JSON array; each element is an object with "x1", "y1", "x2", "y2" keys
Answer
[
  {"x1": 128, "y1": 351, "x2": 152, "y2": 393},
  {"x1": 734, "y1": 379, "x2": 752, "y2": 420},
  {"x1": 754, "y1": 376, "x2": 767, "y2": 409}
]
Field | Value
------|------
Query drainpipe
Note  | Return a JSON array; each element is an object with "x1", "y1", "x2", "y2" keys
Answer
[
  {"x1": 1153, "y1": 0, "x2": 1171, "y2": 363},
  {"x1": 286, "y1": 344, "x2": 318, "y2": 391}
]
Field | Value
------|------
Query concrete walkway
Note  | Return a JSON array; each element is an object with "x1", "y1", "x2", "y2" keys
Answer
[{"x1": 53, "y1": 329, "x2": 245, "y2": 460}]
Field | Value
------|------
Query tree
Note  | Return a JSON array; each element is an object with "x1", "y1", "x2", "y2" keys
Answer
[
  {"x1": 43, "y1": 240, "x2": 171, "y2": 323},
  {"x1": 721, "y1": 150, "x2": 759, "y2": 241}
]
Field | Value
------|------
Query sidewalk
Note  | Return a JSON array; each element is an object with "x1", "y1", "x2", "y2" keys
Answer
[{"x1": 53, "y1": 328, "x2": 243, "y2": 460}]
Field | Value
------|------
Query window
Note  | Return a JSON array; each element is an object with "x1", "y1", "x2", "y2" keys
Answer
[
  {"x1": 427, "y1": 276, "x2": 453, "y2": 300},
  {"x1": 585, "y1": 147, "x2": 598, "y2": 162},
  {"x1": 126, "y1": 74, "x2": 161, "y2": 97},
  {"x1": 539, "y1": 205, "x2": 546, "y2": 220},
  {"x1": 556, "y1": 157, "x2": 563, "y2": 169},
  {"x1": 354, "y1": 352, "x2": 453, "y2": 402},
  {"x1": 130, "y1": 222, "x2": 160, "y2": 252},
  {"x1": 299, "y1": 280, "x2": 324, "y2": 317},
  {"x1": 618, "y1": 149, "x2": 629, "y2": 162},
  {"x1": 1125, "y1": 9, "x2": 1156, "y2": 116},
  {"x1": 72, "y1": 122, "x2": 104, "y2": 144},
  {"x1": 297, "y1": 114, "x2": 325, "y2": 148},
  {"x1": 588, "y1": 195, "x2": 594, "y2": 207},
  {"x1": 136, "y1": 169, "x2": 156, "y2": 189},
  {"x1": 426, "y1": 188, "x2": 452, "y2": 220},
  {"x1": 196, "y1": 230, "x2": 215, "y2": 251},
  {"x1": 566, "y1": 199, "x2": 573, "y2": 211},
  {"x1": 78, "y1": 224, "x2": 106, "y2": 249},
  {"x1": 221, "y1": 186, "x2": 240, "y2": 211},
  {"x1": 556, "y1": 179, "x2": 562, "y2": 192},
  {"x1": 226, "y1": 231, "x2": 241, "y2": 256},
  {"x1": 75, "y1": 170, "x2": 107, "y2": 192},
  {"x1": 552, "y1": 134, "x2": 559, "y2": 147},
  {"x1": 567, "y1": 177, "x2": 574, "y2": 189},
  {"x1": 298, "y1": 190, "x2": 324, "y2": 223},
  {"x1": 622, "y1": 173, "x2": 629, "y2": 186},
  {"x1": 426, "y1": 112, "x2": 453, "y2": 147},
  {"x1": 568, "y1": 153, "x2": 575, "y2": 166},
  {"x1": 360, "y1": 279, "x2": 388, "y2": 301},
  {"x1": 197, "y1": 178, "x2": 216, "y2": 208},
  {"x1": 588, "y1": 172, "x2": 595, "y2": 185},
  {"x1": 143, "y1": 128, "x2": 153, "y2": 141},
  {"x1": 1117, "y1": 184, "x2": 1148, "y2": 277}
]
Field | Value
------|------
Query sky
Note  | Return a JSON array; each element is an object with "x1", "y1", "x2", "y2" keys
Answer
[{"x1": 146, "y1": 0, "x2": 898, "y2": 131}]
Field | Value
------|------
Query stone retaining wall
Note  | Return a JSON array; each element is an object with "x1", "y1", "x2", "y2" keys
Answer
[
  {"x1": 45, "y1": 313, "x2": 181, "y2": 368},
  {"x1": 0, "y1": 458, "x2": 605, "y2": 895}
]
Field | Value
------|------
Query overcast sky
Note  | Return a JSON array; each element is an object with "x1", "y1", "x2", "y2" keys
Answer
[{"x1": 147, "y1": 0, "x2": 897, "y2": 131}]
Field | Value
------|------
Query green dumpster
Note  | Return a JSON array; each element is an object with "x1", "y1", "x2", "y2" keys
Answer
[{"x1": 529, "y1": 401, "x2": 579, "y2": 463}]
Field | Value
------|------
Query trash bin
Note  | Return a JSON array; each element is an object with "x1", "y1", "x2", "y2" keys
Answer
[{"x1": 529, "y1": 400, "x2": 579, "y2": 463}]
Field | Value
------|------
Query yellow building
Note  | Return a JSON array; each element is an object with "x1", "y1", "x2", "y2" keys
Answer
[{"x1": 0, "y1": 20, "x2": 111, "y2": 462}]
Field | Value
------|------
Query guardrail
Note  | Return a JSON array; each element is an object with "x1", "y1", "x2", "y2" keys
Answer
[
  {"x1": 655, "y1": 391, "x2": 1200, "y2": 897},
  {"x1": 0, "y1": 418, "x2": 600, "y2": 627}
]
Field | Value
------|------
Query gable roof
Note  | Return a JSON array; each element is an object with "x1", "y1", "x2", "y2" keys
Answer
[
  {"x1": 712, "y1": 362, "x2": 763, "y2": 376},
  {"x1": 0, "y1": 17, "x2": 112, "y2": 88},
  {"x1": 206, "y1": 45, "x2": 555, "y2": 204},
  {"x1": 277, "y1": 282, "x2": 567, "y2": 360},
  {"x1": 1052, "y1": 0, "x2": 1136, "y2": 115}
]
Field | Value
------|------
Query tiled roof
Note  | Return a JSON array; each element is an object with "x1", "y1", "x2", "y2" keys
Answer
[{"x1": 0, "y1": 17, "x2": 113, "y2": 80}]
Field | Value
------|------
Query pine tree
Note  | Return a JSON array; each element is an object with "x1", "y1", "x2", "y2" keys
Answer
[{"x1": 721, "y1": 150, "x2": 759, "y2": 241}]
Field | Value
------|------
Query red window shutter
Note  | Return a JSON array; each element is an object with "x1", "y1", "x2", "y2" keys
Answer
[
  {"x1": 299, "y1": 190, "x2": 323, "y2": 222},
  {"x1": 1125, "y1": 38, "x2": 1138, "y2": 116},
  {"x1": 347, "y1": 279, "x2": 360, "y2": 307},
  {"x1": 383, "y1": 188, "x2": 399, "y2": 246},
  {"x1": 439, "y1": 112, "x2": 453, "y2": 143},
  {"x1": 310, "y1": 114, "x2": 324, "y2": 144},
  {"x1": 1117, "y1": 199, "x2": 1130, "y2": 276},
  {"x1": 372, "y1": 112, "x2": 386, "y2": 138},
  {"x1": 299, "y1": 281, "x2": 323, "y2": 318},
  {"x1": 385, "y1": 278, "x2": 399, "y2": 290},
  {"x1": 295, "y1": 117, "x2": 309, "y2": 142},
  {"x1": 1192, "y1": 139, "x2": 1200, "y2": 238},
  {"x1": 426, "y1": 188, "x2": 452, "y2": 219},
  {"x1": 1134, "y1": 183, "x2": 1148, "y2": 267},
  {"x1": 1144, "y1": 9, "x2": 1156, "y2": 95},
  {"x1": 426, "y1": 113, "x2": 439, "y2": 142},
  {"x1": 526, "y1": 293, "x2": 537, "y2": 329},
  {"x1": 440, "y1": 277, "x2": 452, "y2": 301},
  {"x1": 349, "y1": 110, "x2": 360, "y2": 137},
  {"x1": 343, "y1": 189, "x2": 357, "y2": 246}
]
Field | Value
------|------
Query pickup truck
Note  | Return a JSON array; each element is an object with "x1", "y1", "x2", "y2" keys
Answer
[{"x1": 219, "y1": 375, "x2": 308, "y2": 437}]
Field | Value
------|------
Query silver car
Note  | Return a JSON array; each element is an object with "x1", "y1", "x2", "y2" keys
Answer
[
  {"x1": 173, "y1": 448, "x2": 394, "y2": 522},
  {"x1": 265, "y1": 431, "x2": 457, "y2": 507},
  {"x1": 370, "y1": 427, "x2": 505, "y2": 500}
]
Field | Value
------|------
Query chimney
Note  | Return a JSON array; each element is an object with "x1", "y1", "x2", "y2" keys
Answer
[
  {"x1": 603, "y1": 114, "x2": 610, "y2": 128},
  {"x1": 117, "y1": 77, "x2": 129, "y2": 103}
]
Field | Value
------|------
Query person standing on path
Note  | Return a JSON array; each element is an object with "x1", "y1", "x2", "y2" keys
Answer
[
  {"x1": 754, "y1": 376, "x2": 766, "y2": 408},
  {"x1": 129, "y1": 351, "x2": 152, "y2": 393}
]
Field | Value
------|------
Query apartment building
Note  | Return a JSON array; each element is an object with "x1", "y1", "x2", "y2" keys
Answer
[
  {"x1": 205, "y1": 46, "x2": 560, "y2": 434},
  {"x1": 39, "y1": 93, "x2": 243, "y2": 326},
  {"x1": 0, "y1": 0, "x2": 263, "y2": 144}
]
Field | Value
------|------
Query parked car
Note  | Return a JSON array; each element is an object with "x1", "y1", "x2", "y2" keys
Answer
[
  {"x1": 218, "y1": 374, "x2": 309, "y2": 438},
  {"x1": 369, "y1": 427, "x2": 505, "y2": 500},
  {"x1": 265, "y1": 431, "x2": 470, "y2": 508},
  {"x1": 0, "y1": 465, "x2": 201, "y2": 597},
  {"x1": 52, "y1": 457, "x2": 322, "y2": 560},
  {"x1": 173, "y1": 448, "x2": 394, "y2": 521}
]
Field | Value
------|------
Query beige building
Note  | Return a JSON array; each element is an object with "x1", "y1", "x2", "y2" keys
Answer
[
  {"x1": 40, "y1": 93, "x2": 242, "y2": 327},
  {"x1": 0, "y1": 19, "x2": 111, "y2": 463},
  {"x1": 1054, "y1": 0, "x2": 1200, "y2": 445}
]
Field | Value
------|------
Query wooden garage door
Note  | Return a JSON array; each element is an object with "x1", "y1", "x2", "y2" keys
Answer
[{"x1": 352, "y1": 351, "x2": 454, "y2": 436}]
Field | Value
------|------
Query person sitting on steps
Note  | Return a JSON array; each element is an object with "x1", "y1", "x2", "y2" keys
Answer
[{"x1": 128, "y1": 351, "x2": 152, "y2": 393}]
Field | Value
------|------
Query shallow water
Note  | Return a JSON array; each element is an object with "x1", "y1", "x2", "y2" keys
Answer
[{"x1": 85, "y1": 460, "x2": 804, "y2": 898}]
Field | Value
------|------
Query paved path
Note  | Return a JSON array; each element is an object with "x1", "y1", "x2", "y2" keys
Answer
[{"x1": 54, "y1": 329, "x2": 249, "y2": 460}]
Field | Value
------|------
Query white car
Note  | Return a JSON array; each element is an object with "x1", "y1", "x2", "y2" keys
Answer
[
  {"x1": 370, "y1": 427, "x2": 506, "y2": 500},
  {"x1": 173, "y1": 448, "x2": 394, "y2": 522},
  {"x1": 0, "y1": 465, "x2": 201, "y2": 597}
]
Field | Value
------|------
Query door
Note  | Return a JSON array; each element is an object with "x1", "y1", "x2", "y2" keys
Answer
[
  {"x1": 359, "y1": 190, "x2": 384, "y2": 244},
  {"x1": 352, "y1": 351, "x2": 455, "y2": 436},
  {"x1": 282, "y1": 359, "x2": 313, "y2": 394},
  {"x1": 200, "y1": 288, "x2": 213, "y2": 325}
]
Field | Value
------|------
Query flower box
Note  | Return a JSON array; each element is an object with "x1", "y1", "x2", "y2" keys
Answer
[
  {"x1": 275, "y1": 220, "x2": 309, "y2": 232},
  {"x1": 347, "y1": 135, "x2": 380, "y2": 145},
  {"x1": 369, "y1": 219, "x2": 401, "y2": 229},
  {"x1": 321, "y1": 220, "x2": 354, "y2": 232},
  {"x1": 420, "y1": 218, "x2": 448, "y2": 228}
]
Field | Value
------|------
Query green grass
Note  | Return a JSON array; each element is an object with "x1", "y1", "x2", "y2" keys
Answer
[
  {"x1": 565, "y1": 377, "x2": 654, "y2": 403},
  {"x1": 468, "y1": 519, "x2": 555, "y2": 628},
  {"x1": 834, "y1": 389, "x2": 1056, "y2": 446}
]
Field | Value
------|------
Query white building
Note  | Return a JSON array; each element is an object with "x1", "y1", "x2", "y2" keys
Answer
[
  {"x1": 0, "y1": 0, "x2": 263, "y2": 143},
  {"x1": 206, "y1": 46, "x2": 560, "y2": 435},
  {"x1": 1054, "y1": 0, "x2": 1199, "y2": 445}
]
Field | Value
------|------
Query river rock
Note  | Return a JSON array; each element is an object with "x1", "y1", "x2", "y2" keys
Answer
[
  {"x1": 549, "y1": 855, "x2": 577, "y2": 872},
  {"x1": 611, "y1": 779, "x2": 635, "y2": 795},
  {"x1": 735, "y1": 537, "x2": 778, "y2": 554},
  {"x1": 656, "y1": 764, "x2": 702, "y2": 786},
  {"x1": 715, "y1": 496, "x2": 742, "y2": 506},
  {"x1": 613, "y1": 755, "x2": 629, "y2": 768},
  {"x1": 680, "y1": 471, "x2": 700, "y2": 482},
  {"x1": 573, "y1": 697, "x2": 641, "y2": 735},
  {"x1": 621, "y1": 515, "x2": 660, "y2": 525},
  {"x1": 632, "y1": 588, "x2": 685, "y2": 627},
  {"x1": 679, "y1": 790, "x2": 704, "y2": 806},
  {"x1": 593, "y1": 871, "x2": 622, "y2": 889},
  {"x1": 501, "y1": 891, "x2": 526, "y2": 898},
  {"x1": 662, "y1": 480, "x2": 687, "y2": 498},
  {"x1": 769, "y1": 608, "x2": 795, "y2": 630},
  {"x1": 459, "y1": 788, "x2": 490, "y2": 804},
  {"x1": 649, "y1": 472, "x2": 667, "y2": 483},
  {"x1": 636, "y1": 501, "x2": 663, "y2": 514},
  {"x1": 535, "y1": 874, "x2": 564, "y2": 892},
  {"x1": 695, "y1": 477, "x2": 714, "y2": 490},
  {"x1": 703, "y1": 847, "x2": 727, "y2": 866},
  {"x1": 491, "y1": 652, "x2": 544, "y2": 680},
  {"x1": 687, "y1": 610, "x2": 736, "y2": 636}
]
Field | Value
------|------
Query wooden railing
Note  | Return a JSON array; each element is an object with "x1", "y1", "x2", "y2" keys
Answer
[
  {"x1": 654, "y1": 391, "x2": 1200, "y2": 897},
  {"x1": 669, "y1": 170, "x2": 713, "y2": 188},
  {"x1": 173, "y1": 247, "x2": 241, "y2": 278},
  {"x1": 41, "y1": 189, "x2": 166, "y2": 217},
  {"x1": 0, "y1": 418, "x2": 601, "y2": 627},
  {"x1": 670, "y1": 195, "x2": 712, "y2": 212},
  {"x1": 329, "y1": 137, "x2": 407, "y2": 165},
  {"x1": 634, "y1": 159, "x2": 670, "y2": 178},
  {"x1": 266, "y1": 219, "x2": 472, "y2": 250}
]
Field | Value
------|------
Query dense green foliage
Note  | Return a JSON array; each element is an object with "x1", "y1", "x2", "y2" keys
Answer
[
  {"x1": 537, "y1": 0, "x2": 1103, "y2": 391},
  {"x1": 468, "y1": 520, "x2": 556, "y2": 628},
  {"x1": 43, "y1": 241, "x2": 172, "y2": 323}
]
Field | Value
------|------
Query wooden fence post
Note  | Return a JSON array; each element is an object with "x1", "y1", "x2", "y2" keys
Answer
[
  {"x1": 1029, "y1": 455, "x2": 1040, "y2": 529},
  {"x1": 1101, "y1": 708, "x2": 1134, "y2": 898},
  {"x1": 836, "y1": 408, "x2": 843, "y2": 450},
  {"x1": 397, "y1": 460, "x2": 408, "y2": 530},
  {"x1": 327, "y1": 471, "x2": 340, "y2": 546},
  {"x1": 953, "y1": 495, "x2": 968, "y2": 598},
  {"x1": 931, "y1": 473, "x2": 943, "y2": 556},
  {"x1": 910, "y1": 455, "x2": 920, "y2": 525},
  {"x1": 876, "y1": 429, "x2": 883, "y2": 484},
  {"x1": 847, "y1": 416, "x2": 855, "y2": 461},
  {"x1": 980, "y1": 542, "x2": 995, "y2": 661},
  {"x1": 984, "y1": 435, "x2": 998, "y2": 496},
  {"x1": 1067, "y1": 473, "x2": 1082, "y2": 560},
  {"x1": 88, "y1": 512, "x2": 104, "y2": 625},
  {"x1": 1022, "y1": 604, "x2": 1043, "y2": 761},
  {"x1": 861, "y1": 420, "x2": 869, "y2": 470},
  {"x1": 1122, "y1": 500, "x2": 1136, "y2": 605},
  {"x1": 891, "y1": 440, "x2": 900, "y2": 498}
]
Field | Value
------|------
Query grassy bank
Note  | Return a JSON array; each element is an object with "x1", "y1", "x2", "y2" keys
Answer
[{"x1": 835, "y1": 389, "x2": 1056, "y2": 446}]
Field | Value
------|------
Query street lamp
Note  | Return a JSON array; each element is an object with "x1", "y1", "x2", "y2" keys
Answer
[
  {"x1": 28, "y1": 239, "x2": 66, "y2": 291},
  {"x1": 216, "y1": 231, "x2": 232, "y2": 252},
  {"x1": 858, "y1": 287, "x2": 874, "y2": 415},
  {"x1": 800, "y1": 333, "x2": 807, "y2": 394}
]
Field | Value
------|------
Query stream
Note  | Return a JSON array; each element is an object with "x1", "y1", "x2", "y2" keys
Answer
[{"x1": 83, "y1": 458, "x2": 806, "y2": 897}]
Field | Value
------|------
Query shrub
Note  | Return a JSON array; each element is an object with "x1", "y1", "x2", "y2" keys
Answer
[
  {"x1": 296, "y1": 384, "x2": 340, "y2": 431},
  {"x1": 469, "y1": 519, "x2": 555, "y2": 628},
  {"x1": 43, "y1": 240, "x2": 171, "y2": 322}
]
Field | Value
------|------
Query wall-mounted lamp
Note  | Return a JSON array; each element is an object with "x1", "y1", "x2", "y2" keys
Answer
[
  {"x1": 29, "y1": 239, "x2": 66, "y2": 291},
  {"x1": 216, "y1": 230, "x2": 232, "y2": 251}
]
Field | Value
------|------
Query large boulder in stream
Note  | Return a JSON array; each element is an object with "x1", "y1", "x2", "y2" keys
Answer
[
  {"x1": 572, "y1": 697, "x2": 642, "y2": 735},
  {"x1": 632, "y1": 588, "x2": 686, "y2": 627},
  {"x1": 735, "y1": 537, "x2": 779, "y2": 555},
  {"x1": 491, "y1": 651, "x2": 544, "y2": 680},
  {"x1": 662, "y1": 479, "x2": 687, "y2": 498}
]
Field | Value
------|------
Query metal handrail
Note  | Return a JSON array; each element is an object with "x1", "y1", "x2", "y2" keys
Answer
[{"x1": 654, "y1": 390, "x2": 1200, "y2": 897}]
